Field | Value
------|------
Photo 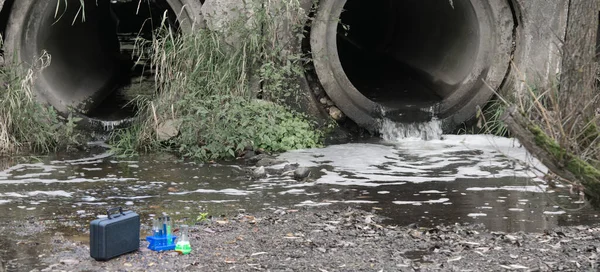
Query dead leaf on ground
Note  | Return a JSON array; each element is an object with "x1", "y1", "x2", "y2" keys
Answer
[{"x1": 224, "y1": 257, "x2": 236, "y2": 264}]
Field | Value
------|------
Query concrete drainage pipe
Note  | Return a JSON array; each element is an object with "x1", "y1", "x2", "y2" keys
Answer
[
  {"x1": 3, "y1": 0, "x2": 203, "y2": 130},
  {"x1": 310, "y1": 0, "x2": 515, "y2": 132}
]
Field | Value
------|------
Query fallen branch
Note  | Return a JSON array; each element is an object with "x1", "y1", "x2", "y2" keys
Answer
[{"x1": 502, "y1": 106, "x2": 600, "y2": 205}]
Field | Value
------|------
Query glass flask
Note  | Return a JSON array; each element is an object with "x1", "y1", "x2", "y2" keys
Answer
[{"x1": 175, "y1": 224, "x2": 192, "y2": 255}]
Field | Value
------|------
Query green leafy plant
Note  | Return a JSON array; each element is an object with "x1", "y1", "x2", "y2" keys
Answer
[
  {"x1": 109, "y1": 1, "x2": 324, "y2": 160},
  {"x1": 196, "y1": 212, "x2": 209, "y2": 222}
]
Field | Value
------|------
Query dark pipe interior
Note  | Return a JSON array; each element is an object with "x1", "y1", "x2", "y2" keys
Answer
[
  {"x1": 337, "y1": 0, "x2": 480, "y2": 111},
  {"x1": 40, "y1": 0, "x2": 177, "y2": 121}
]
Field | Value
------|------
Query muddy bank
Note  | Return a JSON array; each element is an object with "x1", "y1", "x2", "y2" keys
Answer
[{"x1": 27, "y1": 207, "x2": 600, "y2": 272}]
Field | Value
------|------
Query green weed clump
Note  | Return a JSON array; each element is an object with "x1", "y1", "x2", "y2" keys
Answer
[
  {"x1": 109, "y1": 4, "x2": 323, "y2": 160},
  {"x1": 457, "y1": 98, "x2": 509, "y2": 136},
  {"x1": 0, "y1": 53, "x2": 83, "y2": 154}
]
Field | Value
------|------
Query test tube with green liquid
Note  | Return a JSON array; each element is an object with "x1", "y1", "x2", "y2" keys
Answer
[{"x1": 165, "y1": 216, "x2": 173, "y2": 244}]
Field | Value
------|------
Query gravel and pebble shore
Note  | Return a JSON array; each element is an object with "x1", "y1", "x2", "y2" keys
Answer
[{"x1": 34, "y1": 207, "x2": 600, "y2": 271}]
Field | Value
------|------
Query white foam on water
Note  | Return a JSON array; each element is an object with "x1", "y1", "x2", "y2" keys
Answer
[
  {"x1": 0, "y1": 177, "x2": 137, "y2": 185},
  {"x1": 0, "y1": 200, "x2": 10, "y2": 204},
  {"x1": 466, "y1": 186, "x2": 546, "y2": 193},
  {"x1": 294, "y1": 200, "x2": 332, "y2": 207},
  {"x1": 0, "y1": 190, "x2": 72, "y2": 198},
  {"x1": 419, "y1": 190, "x2": 446, "y2": 194},
  {"x1": 393, "y1": 198, "x2": 450, "y2": 205},
  {"x1": 51, "y1": 152, "x2": 113, "y2": 165},
  {"x1": 106, "y1": 196, "x2": 152, "y2": 200},
  {"x1": 327, "y1": 200, "x2": 379, "y2": 204},
  {"x1": 197, "y1": 200, "x2": 238, "y2": 203},
  {"x1": 81, "y1": 196, "x2": 98, "y2": 202},
  {"x1": 278, "y1": 189, "x2": 307, "y2": 195},
  {"x1": 467, "y1": 213, "x2": 487, "y2": 218},
  {"x1": 0, "y1": 163, "x2": 65, "y2": 180},
  {"x1": 274, "y1": 134, "x2": 546, "y2": 188},
  {"x1": 393, "y1": 201, "x2": 422, "y2": 206},
  {"x1": 82, "y1": 168, "x2": 103, "y2": 171},
  {"x1": 170, "y1": 188, "x2": 254, "y2": 196},
  {"x1": 76, "y1": 202, "x2": 109, "y2": 206},
  {"x1": 543, "y1": 211, "x2": 566, "y2": 215}
]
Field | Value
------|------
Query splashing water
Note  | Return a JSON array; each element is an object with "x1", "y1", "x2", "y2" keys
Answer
[{"x1": 380, "y1": 118, "x2": 443, "y2": 141}]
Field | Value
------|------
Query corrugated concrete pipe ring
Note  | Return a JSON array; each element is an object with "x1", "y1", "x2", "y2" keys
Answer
[
  {"x1": 309, "y1": 0, "x2": 515, "y2": 132},
  {"x1": 3, "y1": 0, "x2": 515, "y2": 132},
  {"x1": 3, "y1": 0, "x2": 202, "y2": 130}
]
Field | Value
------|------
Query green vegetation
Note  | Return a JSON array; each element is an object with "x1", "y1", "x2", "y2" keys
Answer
[
  {"x1": 0, "y1": 51, "x2": 84, "y2": 154},
  {"x1": 109, "y1": 2, "x2": 324, "y2": 160},
  {"x1": 457, "y1": 98, "x2": 510, "y2": 136}
]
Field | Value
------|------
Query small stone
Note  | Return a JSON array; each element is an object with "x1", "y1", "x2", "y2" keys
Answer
[
  {"x1": 59, "y1": 259, "x2": 79, "y2": 265},
  {"x1": 274, "y1": 209, "x2": 286, "y2": 215},
  {"x1": 328, "y1": 106, "x2": 345, "y2": 121},
  {"x1": 283, "y1": 163, "x2": 299, "y2": 172},
  {"x1": 256, "y1": 158, "x2": 285, "y2": 167},
  {"x1": 156, "y1": 119, "x2": 182, "y2": 141},
  {"x1": 252, "y1": 166, "x2": 267, "y2": 178},
  {"x1": 316, "y1": 247, "x2": 327, "y2": 253},
  {"x1": 319, "y1": 97, "x2": 335, "y2": 106},
  {"x1": 243, "y1": 150, "x2": 256, "y2": 160},
  {"x1": 246, "y1": 154, "x2": 271, "y2": 164},
  {"x1": 293, "y1": 167, "x2": 311, "y2": 181}
]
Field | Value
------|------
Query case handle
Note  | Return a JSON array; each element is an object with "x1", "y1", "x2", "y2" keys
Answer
[{"x1": 106, "y1": 207, "x2": 125, "y2": 219}]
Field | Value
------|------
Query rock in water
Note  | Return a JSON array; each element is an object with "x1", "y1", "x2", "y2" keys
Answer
[
  {"x1": 253, "y1": 166, "x2": 267, "y2": 178},
  {"x1": 293, "y1": 167, "x2": 310, "y2": 181},
  {"x1": 256, "y1": 158, "x2": 285, "y2": 167}
]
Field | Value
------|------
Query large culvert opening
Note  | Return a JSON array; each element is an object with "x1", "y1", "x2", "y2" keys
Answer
[
  {"x1": 85, "y1": 0, "x2": 180, "y2": 121},
  {"x1": 309, "y1": 0, "x2": 513, "y2": 131},
  {"x1": 337, "y1": 0, "x2": 480, "y2": 111},
  {"x1": 11, "y1": 0, "x2": 181, "y2": 122}
]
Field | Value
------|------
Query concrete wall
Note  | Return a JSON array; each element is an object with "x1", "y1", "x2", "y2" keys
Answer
[{"x1": 511, "y1": 0, "x2": 570, "y2": 91}]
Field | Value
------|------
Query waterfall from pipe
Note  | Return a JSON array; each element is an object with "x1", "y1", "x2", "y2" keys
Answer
[{"x1": 380, "y1": 118, "x2": 443, "y2": 142}]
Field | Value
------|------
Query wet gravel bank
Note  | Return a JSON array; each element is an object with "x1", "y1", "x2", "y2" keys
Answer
[{"x1": 34, "y1": 207, "x2": 600, "y2": 272}]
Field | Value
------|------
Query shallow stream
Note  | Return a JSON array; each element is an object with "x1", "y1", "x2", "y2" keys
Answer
[{"x1": 0, "y1": 134, "x2": 598, "y2": 269}]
